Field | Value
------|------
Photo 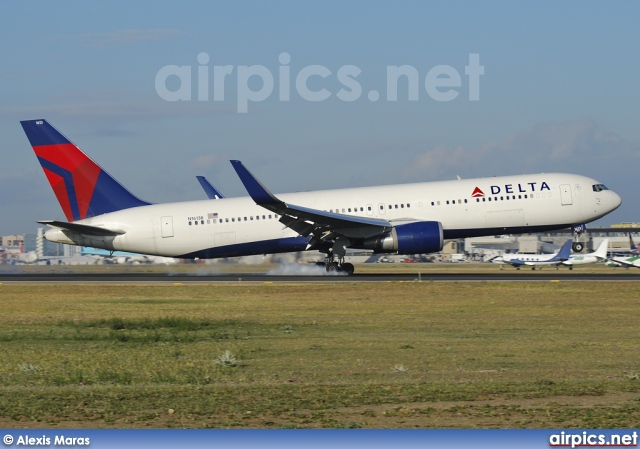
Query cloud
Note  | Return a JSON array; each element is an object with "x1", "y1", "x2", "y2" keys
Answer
[
  {"x1": 401, "y1": 117, "x2": 640, "y2": 225},
  {"x1": 54, "y1": 29, "x2": 182, "y2": 48},
  {"x1": 1, "y1": 90, "x2": 235, "y2": 123},
  {"x1": 190, "y1": 154, "x2": 218, "y2": 169},
  {"x1": 405, "y1": 117, "x2": 640, "y2": 181}
]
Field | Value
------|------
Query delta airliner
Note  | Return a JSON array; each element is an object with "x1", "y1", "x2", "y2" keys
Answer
[{"x1": 20, "y1": 119, "x2": 622, "y2": 274}]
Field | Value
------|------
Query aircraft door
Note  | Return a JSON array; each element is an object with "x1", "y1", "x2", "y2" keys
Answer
[
  {"x1": 378, "y1": 203, "x2": 386, "y2": 215},
  {"x1": 161, "y1": 216, "x2": 174, "y2": 238},
  {"x1": 366, "y1": 204, "x2": 374, "y2": 216},
  {"x1": 560, "y1": 184, "x2": 573, "y2": 206}
]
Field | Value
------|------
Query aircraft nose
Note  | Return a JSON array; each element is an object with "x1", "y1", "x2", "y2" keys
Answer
[{"x1": 610, "y1": 191, "x2": 622, "y2": 211}]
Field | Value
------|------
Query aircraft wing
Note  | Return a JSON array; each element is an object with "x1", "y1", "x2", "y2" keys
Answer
[
  {"x1": 230, "y1": 160, "x2": 392, "y2": 240},
  {"x1": 611, "y1": 256, "x2": 640, "y2": 268},
  {"x1": 38, "y1": 220, "x2": 126, "y2": 236},
  {"x1": 196, "y1": 176, "x2": 226, "y2": 200}
]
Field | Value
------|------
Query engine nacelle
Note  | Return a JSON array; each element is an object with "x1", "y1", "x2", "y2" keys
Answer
[{"x1": 361, "y1": 221, "x2": 443, "y2": 254}]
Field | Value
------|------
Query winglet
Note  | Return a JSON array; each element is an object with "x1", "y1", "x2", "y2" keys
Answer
[
  {"x1": 230, "y1": 160, "x2": 282, "y2": 206},
  {"x1": 196, "y1": 176, "x2": 225, "y2": 200}
]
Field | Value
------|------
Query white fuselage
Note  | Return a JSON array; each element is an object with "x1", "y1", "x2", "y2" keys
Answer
[
  {"x1": 45, "y1": 173, "x2": 621, "y2": 259},
  {"x1": 493, "y1": 252, "x2": 564, "y2": 266}
]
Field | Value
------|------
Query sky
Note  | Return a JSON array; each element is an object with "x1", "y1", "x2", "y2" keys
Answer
[{"x1": 2, "y1": 1, "x2": 639, "y2": 235}]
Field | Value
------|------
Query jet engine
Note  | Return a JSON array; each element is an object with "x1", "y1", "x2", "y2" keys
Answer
[{"x1": 360, "y1": 221, "x2": 443, "y2": 254}]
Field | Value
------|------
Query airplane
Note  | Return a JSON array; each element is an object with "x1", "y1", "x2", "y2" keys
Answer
[
  {"x1": 491, "y1": 239, "x2": 573, "y2": 270},
  {"x1": 561, "y1": 239, "x2": 609, "y2": 269},
  {"x1": 607, "y1": 253, "x2": 640, "y2": 269},
  {"x1": 20, "y1": 119, "x2": 622, "y2": 275},
  {"x1": 605, "y1": 233, "x2": 640, "y2": 268},
  {"x1": 196, "y1": 176, "x2": 226, "y2": 200},
  {"x1": 624, "y1": 233, "x2": 638, "y2": 254}
]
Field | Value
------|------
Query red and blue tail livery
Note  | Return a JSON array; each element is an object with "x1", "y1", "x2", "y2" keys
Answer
[{"x1": 20, "y1": 119, "x2": 150, "y2": 221}]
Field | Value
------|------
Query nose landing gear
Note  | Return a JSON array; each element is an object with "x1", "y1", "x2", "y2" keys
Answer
[{"x1": 572, "y1": 224, "x2": 587, "y2": 252}]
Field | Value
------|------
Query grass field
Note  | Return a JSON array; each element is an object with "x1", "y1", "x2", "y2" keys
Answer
[{"x1": 1, "y1": 277, "x2": 639, "y2": 428}]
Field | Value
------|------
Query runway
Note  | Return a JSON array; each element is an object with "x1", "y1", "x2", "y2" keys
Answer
[{"x1": 2, "y1": 271, "x2": 640, "y2": 283}]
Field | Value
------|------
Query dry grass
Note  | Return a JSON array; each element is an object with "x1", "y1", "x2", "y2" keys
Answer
[{"x1": 0, "y1": 281, "x2": 639, "y2": 428}]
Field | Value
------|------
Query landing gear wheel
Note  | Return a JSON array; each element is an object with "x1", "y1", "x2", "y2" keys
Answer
[
  {"x1": 326, "y1": 262, "x2": 340, "y2": 273},
  {"x1": 341, "y1": 262, "x2": 355, "y2": 275},
  {"x1": 572, "y1": 242, "x2": 584, "y2": 252}
]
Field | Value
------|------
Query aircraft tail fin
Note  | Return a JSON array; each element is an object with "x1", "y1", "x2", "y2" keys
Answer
[
  {"x1": 20, "y1": 119, "x2": 150, "y2": 221},
  {"x1": 594, "y1": 239, "x2": 609, "y2": 260},
  {"x1": 555, "y1": 239, "x2": 573, "y2": 261},
  {"x1": 630, "y1": 233, "x2": 637, "y2": 252}
]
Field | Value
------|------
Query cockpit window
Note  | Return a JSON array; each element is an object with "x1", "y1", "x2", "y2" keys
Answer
[{"x1": 592, "y1": 184, "x2": 609, "y2": 192}]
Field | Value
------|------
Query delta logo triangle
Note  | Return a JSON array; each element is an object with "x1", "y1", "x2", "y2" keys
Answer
[{"x1": 471, "y1": 186, "x2": 485, "y2": 197}]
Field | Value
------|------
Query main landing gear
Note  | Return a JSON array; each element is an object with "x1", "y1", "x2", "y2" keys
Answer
[
  {"x1": 315, "y1": 257, "x2": 355, "y2": 275},
  {"x1": 314, "y1": 236, "x2": 355, "y2": 275}
]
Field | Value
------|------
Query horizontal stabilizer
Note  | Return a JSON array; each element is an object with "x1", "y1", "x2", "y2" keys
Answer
[{"x1": 38, "y1": 220, "x2": 125, "y2": 236}]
